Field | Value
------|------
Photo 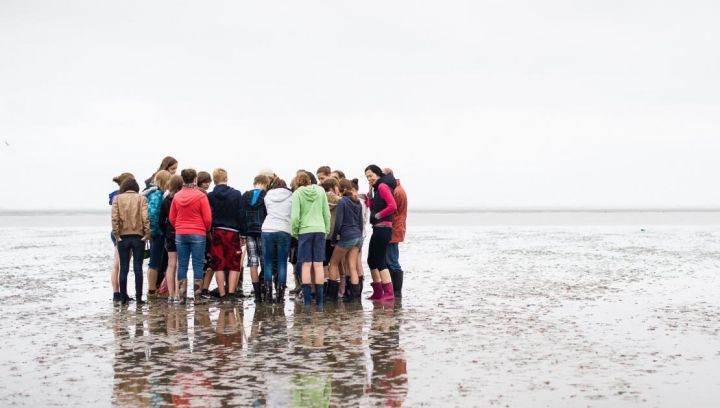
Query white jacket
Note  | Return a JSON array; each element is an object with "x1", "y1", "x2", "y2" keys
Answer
[{"x1": 262, "y1": 188, "x2": 293, "y2": 234}]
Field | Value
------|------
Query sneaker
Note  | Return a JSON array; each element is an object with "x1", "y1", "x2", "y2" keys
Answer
[{"x1": 167, "y1": 296, "x2": 175, "y2": 304}]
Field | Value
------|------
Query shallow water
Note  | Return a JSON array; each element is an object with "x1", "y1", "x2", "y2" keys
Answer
[{"x1": 1, "y1": 224, "x2": 720, "y2": 407}]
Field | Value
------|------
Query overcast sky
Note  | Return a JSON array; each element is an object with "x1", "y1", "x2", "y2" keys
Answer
[{"x1": 0, "y1": 0, "x2": 718, "y2": 210}]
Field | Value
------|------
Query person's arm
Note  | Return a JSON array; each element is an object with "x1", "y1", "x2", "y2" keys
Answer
[
  {"x1": 332, "y1": 199, "x2": 344, "y2": 243},
  {"x1": 158, "y1": 198, "x2": 168, "y2": 235},
  {"x1": 201, "y1": 195, "x2": 212, "y2": 232},
  {"x1": 141, "y1": 197, "x2": 151, "y2": 241},
  {"x1": 111, "y1": 198, "x2": 120, "y2": 240},
  {"x1": 375, "y1": 184, "x2": 397, "y2": 219},
  {"x1": 169, "y1": 198, "x2": 177, "y2": 228},
  {"x1": 322, "y1": 191, "x2": 331, "y2": 235},
  {"x1": 290, "y1": 192, "x2": 300, "y2": 237},
  {"x1": 238, "y1": 194, "x2": 248, "y2": 237}
]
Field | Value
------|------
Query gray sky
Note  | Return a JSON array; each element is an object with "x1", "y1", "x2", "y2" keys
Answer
[{"x1": 1, "y1": 0, "x2": 718, "y2": 210}]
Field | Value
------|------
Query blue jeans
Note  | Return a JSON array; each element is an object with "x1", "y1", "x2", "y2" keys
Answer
[
  {"x1": 262, "y1": 231, "x2": 292, "y2": 284},
  {"x1": 176, "y1": 234, "x2": 206, "y2": 281},
  {"x1": 386, "y1": 243, "x2": 402, "y2": 272}
]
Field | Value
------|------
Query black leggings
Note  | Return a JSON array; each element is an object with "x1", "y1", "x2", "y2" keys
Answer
[
  {"x1": 367, "y1": 226, "x2": 392, "y2": 271},
  {"x1": 118, "y1": 235, "x2": 145, "y2": 297}
]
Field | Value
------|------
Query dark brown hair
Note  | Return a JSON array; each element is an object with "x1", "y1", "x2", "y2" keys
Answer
[
  {"x1": 180, "y1": 168, "x2": 197, "y2": 184},
  {"x1": 145, "y1": 156, "x2": 177, "y2": 186},
  {"x1": 322, "y1": 177, "x2": 339, "y2": 192},
  {"x1": 119, "y1": 178, "x2": 140, "y2": 194},
  {"x1": 331, "y1": 169, "x2": 346, "y2": 179},
  {"x1": 167, "y1": 175, "x2": 184, "y2": 196},
  {"x1": 303, "y1": 170, "x2": 317, "y2": 185},
  {"x1": 113, "y1": 172, "x2": 134, "y2": 186},
  {"x1": 339, "y1": 178, "x2": 355, "y2": 197},
  {"x1": 197, "y1": 171, "x2": 211, "y2": 186},
  {"x1": 316, "y1": 166, "x2": 331, "y2": 176},
  {"x1": 269, "y1": 178, "x2": 287, "y2": 189}
]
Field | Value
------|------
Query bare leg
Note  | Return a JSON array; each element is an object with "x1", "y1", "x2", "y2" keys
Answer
[
  {"x1": 111, "y1": 247, "x2": 120, "y2": 292},
  {"x1": 148, "y1": 267, "x2": 158, "y2": 292},
  {"x1": 312, "y1": 262, "x2": 325, "y2": 285},
  {"x1": 228, "y1": 270, "x2": 239, "y2": 294},
  {"x1": 301, "y1": 262, "x2": 312, "y2": 284},
  {"x1": 215, "y1": 270, "x2": 226, "y2": 296},
  {"x1": 250, "y1": 266, "x2": 260, "y2": 283},
  {"x1": 371, "y1": 269, "x2": 381, "y2": 282},
  {"x1": 347, "y1": 247, "x2": 360, "y2": 284},
  {"x1": 380, "y1": 268, "x2": 392, "y2": 284},
  {"x1": 328, "y1": 246, "x2": 349, "y2": 281},
  {"x1": 356, "y1": 249, "x2": 365, "y2": 279},
  {"x1": 203, "y1": 269, "x2": 213, "y2": 290},
  {"x1": 167, "y1": 252, "x2": 177, "y2": 298}
]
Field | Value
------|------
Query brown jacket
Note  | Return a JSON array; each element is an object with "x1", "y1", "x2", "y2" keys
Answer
[
  {"x1": 390, "y1": 180, "x2": 407, "y2": 244},
  {"x1": 326, "y1": 191, "x2": 341, "y2": 239},
  {"x1": 112, "y1": 192, "x2": 150, "y2": 240}
]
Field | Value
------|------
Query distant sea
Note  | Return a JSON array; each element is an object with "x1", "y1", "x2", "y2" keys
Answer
[{"x1": 1, "y1": 209, "x2": 719, "y2": 227}]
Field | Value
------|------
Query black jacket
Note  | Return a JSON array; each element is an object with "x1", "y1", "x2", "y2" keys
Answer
[
  {"x1": 240, "y1": 188, "x2": 267, "y2": 237},
  {"x1": 159, "y1": 194, "x2": 175, "y2": 241},
  {"x1": 370, "y1": 173, "x2": 397, "y2": 225},
  {"x1": 208, "y1": 184, "x2": 243, "y2": 231}
]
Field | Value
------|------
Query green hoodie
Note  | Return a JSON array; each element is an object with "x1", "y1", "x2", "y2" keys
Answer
[{"x1": 291, "y1": 185, "x2": 331, "y2": 237}]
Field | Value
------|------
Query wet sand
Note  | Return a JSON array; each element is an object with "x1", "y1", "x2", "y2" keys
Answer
[{"x1": 1, "y1": 220, "x2": 719, "y2": 406}]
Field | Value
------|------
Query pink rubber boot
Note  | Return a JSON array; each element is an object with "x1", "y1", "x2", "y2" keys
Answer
[
  {"x1": 379, "y1": 282, "x2": 395, "y2": 301},
  {"x1": 368, "y1": 282, "x2": 383, "y2": 300}
]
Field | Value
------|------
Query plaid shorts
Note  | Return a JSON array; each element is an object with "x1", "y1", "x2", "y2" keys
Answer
[{"x1": 245, "y1": 235, "x2": 263, "y2": 268}]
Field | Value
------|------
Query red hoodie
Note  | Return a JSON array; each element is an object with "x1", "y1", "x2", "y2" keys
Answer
[{"x1": 169, "y1": 187, "x2": 212, "y2": 235}]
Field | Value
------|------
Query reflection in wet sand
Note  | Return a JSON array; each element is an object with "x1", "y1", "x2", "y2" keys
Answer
[{"x1": 111, "y1": 301, "x2": 406, "y2": 407}]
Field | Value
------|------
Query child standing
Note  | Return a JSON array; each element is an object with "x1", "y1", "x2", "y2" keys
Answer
[{"x1": 240, "y1": 175, "x2": 269, "y2": 303}]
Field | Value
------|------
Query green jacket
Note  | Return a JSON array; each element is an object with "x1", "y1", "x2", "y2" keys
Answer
[{"x1": 291, "y1": 185, "x2": 331, "y2": 237}]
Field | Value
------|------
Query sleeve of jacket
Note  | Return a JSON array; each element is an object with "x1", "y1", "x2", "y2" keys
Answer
[
  {"x1": 169, "y1": 197, "x2": 177, "y2": 228},
  {"x1": 322, "y1": 191, "x2": 331, "y2": 235},
  {"x1": 238, "y1": 193, "x2": 248, "y2": 236},
  {"x1": 111, "y1": 197, "x2": 120, "y2": 239},
  {"x1": 235, "y1": 192, "x2": 244, "y2": 233},
  {"x1": 201, "y1": 195, "x2": 212, "y2": 232},
  {"x1": 332, "y1": 199, "x2": 344, "y2": 243},
  {"x1": 290, "y1": 191, "x2": 300, "y2": 237},
  {"x1": 158, "y1": 198, "x2": 168, "y2": 236},
  {"x1": 376, "y1": 183, "x2": 397, "y2": 218},
  {"x1": 148, "y1": 191, "x2": 162, "y2": 236},
  {"x1": 141, "y1": 196, "x2": 151, "y2": 240}
]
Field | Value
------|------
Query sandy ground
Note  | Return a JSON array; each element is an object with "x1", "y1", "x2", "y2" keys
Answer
[{"x1": 0, "y1": 223, "x2": 719, "y2": 407}]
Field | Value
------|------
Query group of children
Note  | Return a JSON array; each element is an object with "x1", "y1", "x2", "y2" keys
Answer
[{"x1": 109, "y1": 157, "x2": 408, "y2": 309}]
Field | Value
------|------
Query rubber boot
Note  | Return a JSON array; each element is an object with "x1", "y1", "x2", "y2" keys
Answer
[
  {"x1": 326, "y1": 280, "x2": 339, "y2": 301},
  {"x1": 302, "y1": 284, "x2": 312, "y2": 306},
  {"x1": 193, "y1": 279, "x2": 207, "y2": 304},
  {"x1": 259, "y1": 280, "x2": 266, "y2": 302},
  {"x1": 315, "y1": 284, "x2": 325, "y2": 308},
  {"x1": 368, "y1": 282, "x2": 383, "y2": 300},
  {"x1": 351, "y1": 284, "x2": 363, "y2": 301},
  {"x1": 178, "y1": 279, "x2": 187, "y2": 305},
  {"x1": 379, "y1": 282, "x2": 395, "y2": 301},
  {"x1": 264, "y1": 281, "x2": 274, "y2": 304},
  {"x1": 277, "y1": 284, "x2": 286, "y2": 303},
  {"x1": 391, "y1": 270, "x2": 403, "y2": 298},
  {"x1": 253, "y1": 282, "x2": 263, "y2": 304}
]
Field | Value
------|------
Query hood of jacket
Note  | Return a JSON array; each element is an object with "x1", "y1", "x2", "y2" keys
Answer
[
  {"x1": 376, "y1": 173, "x2": 397, "y2": 190},
  {"x1": 297, "y1": 185, "x2": 324, "y2": 202},
  {"x1": 265, "y1": 187, "x2": 292, "y2": 203},
  {"x1": 174, "y1": 186, "x2": 206, "y2": 208}
]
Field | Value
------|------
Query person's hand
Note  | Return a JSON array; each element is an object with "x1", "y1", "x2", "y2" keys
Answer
[
  {"x1": 374, "y1": 213, "x2": 382, "y2": 220},
  {"x1": 143, "y1": 235, "x2": 151, "y2": 241}
]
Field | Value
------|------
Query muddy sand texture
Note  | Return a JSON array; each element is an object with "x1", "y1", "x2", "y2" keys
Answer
[{"x1": 0, "y1": 225, "x2": 719, "y2": 406}]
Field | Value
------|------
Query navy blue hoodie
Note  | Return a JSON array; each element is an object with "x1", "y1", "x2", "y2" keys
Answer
[
  {"x1": 208, "y1": 184, "x2": 243, "y2": 231},
  {"x1": 332, "y1": 195, "x2": 364, "y2": 243}
]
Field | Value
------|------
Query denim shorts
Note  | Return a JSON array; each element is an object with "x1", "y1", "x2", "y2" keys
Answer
[
  {"x1": 297, "y1": 232, "x2": 325, "y2": 263},
  {"x1": 336, "y1": 237, "x2": 363, "y2": 249}
]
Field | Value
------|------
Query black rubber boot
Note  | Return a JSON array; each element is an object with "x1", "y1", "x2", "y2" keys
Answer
[
  {"x1": 390, "y1": 270, "x2": 403, "y2": 298},
  {"x1": 326, "y1": 280, "x2": 339, "y2": 301},
  {"x1": 315, "y1": 284, "x2": 325, "y2": 308},
  {"x1": 253, "y1": 282, "x2": 263, "y2": 303},
  {"x1": 277, "y1": 284, "x2": 286, "y2": 303},
  {"x1": 302, "y1": 284, "x2": 312, "y2": 305},
  {"x1": 264, "y1": 281, "x2": 274, "y2": 304},
  {"x1": 351, "y1": 284, "x2": 363, "y2": 301}
]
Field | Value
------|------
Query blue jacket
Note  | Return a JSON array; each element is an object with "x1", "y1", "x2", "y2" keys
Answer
[
  {"x1": 332, "y1": 196, "x2": 363, "y2": 243},
  {"x1": 143, "y1": 186, "x2": 164, "y2": 236}
]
